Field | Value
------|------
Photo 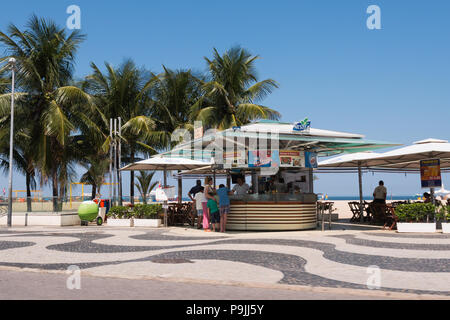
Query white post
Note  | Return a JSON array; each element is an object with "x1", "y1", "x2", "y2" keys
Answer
[
  {"x1": 109, "y1": 118, "x2": 113, "y2": 207},
  {"x1": 7, "y1": 58, "x2": 16, "y2": 227},
  {"x1": 118, "y1": 117, "x2": 122, "y2": 206},
  {"x1": 113, "y1": 119, "x2": 117, "y2": 205}
]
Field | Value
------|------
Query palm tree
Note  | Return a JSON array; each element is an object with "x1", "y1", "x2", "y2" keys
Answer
[
  {"x1": 144, "y1": 66, "x2": 204, "y2": 146},
  {"x1": 0, "y1": 15, "x2": 94, "y2": 211},
  {"x1": 0, "y1": 69, "x2": 8, "y2": 94},
  {"x1": 192, "y1": 47, "x2": 281, "y2": 129},
  {"x1": 80, "y1": 156, "x2": 110, "y2": 200},
  {"x1": 135, "y1": 171, "x2": 158, "y2": 204},
  {"x1": 0, "y1": 134, "x2": 37, "y2": 212},
  {"x1": 83, "y1": 59, "x2": 160, "y2": 205}
]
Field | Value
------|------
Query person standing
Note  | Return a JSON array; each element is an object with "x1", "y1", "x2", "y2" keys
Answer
[
  {"x1": 202, "y1": 177, "x2": 214, "y2": 231},
  {"x1": 188, "y1": 180, "x2": 203, "y2": 201},
  {"x1": 217, "y1": 184, "x2": 231, "y2": 232},
  {"x1": 194, "y1": 187, "x2": 206, "y2": 229},
  {"x1": 373, "y1": 180, "x2": 387, "y2": 204},
  {"x1": 207, "y1": 193, "x2": 220, "y2": 232},
  {"x1": 188, "y1": 180, "x2": 204, "y2": 227}
]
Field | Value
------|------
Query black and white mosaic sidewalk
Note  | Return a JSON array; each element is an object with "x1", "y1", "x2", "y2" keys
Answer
[{"x1": 0, "y1": 226, "x2": 449, "y2": 297}]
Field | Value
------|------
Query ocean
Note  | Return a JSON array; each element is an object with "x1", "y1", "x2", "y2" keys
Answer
[{"x1": 321, "y1": 195, "x2": 419, "y2": 201}]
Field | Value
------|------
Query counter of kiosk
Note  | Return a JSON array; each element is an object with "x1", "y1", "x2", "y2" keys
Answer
[{"x1": 227, "y1": 193, "x2": 317, "y2": 231}]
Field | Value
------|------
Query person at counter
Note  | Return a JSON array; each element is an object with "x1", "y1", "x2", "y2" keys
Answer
[
  {"x1": 232, "y1": 177, "x2": 250, "y2": 195},
  {"x1": 217, "y1": 184, "x2": 232, "y2": 233},
  {"x1": 187, "y1": 180, "x2": 203, "y2": 201}
]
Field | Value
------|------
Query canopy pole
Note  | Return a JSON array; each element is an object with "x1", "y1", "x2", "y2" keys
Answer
[
  {"x1": 178, "y1": 170, "x2": 182, "y2": 204},
  {"x1": 163, "y1": 168, "x2": 168, "y2": 228},
  {"x1": 358, "y1": 163, "x2": 364, "y2": 223},
  {"x1": 163, "y1": 168, "x2": 167, "y2": 188}
]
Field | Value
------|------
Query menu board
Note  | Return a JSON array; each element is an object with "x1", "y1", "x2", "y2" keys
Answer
[
  {"x1": 420, "y1": 159, "x2": 442, "y2": 188},
  {"x1": 279, "y1": 150, "x2": 305, "y2": 167},
  {"x1": 248, "y1": 150, "x2": 280, "y2": 168}
]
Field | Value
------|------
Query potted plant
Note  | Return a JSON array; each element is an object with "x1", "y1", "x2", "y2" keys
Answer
[
  {"x1": 395, "y1": 203, "x2": 437, "y2": 233},
  {"x1": 437, "y1": 205, "x2": 450, "y2": 233},
  {"x1": 132, "y1": 204, "x2": 162, "y2": 227},
  {"x1": 106, "y1": 206, "x2": 134, "y2": 227}
]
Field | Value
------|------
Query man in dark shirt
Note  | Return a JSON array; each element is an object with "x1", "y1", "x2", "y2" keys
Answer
[{"x1": 188, "y1": 180, "x2": 203, "y2": 201}]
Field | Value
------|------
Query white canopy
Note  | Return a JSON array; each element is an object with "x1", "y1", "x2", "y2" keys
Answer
[
  {"x1": 319, "y1": 138, "x2": 450, "y2": 171},
  {"x1": 318, "y1": 152, "x2": 381, "y2": 168},
  {"x1": 360, "y1": 138, "x2": 450, "y2": 170},
  {"x1": 120, "y1": 157, "x2": 213, "y2": 171}
]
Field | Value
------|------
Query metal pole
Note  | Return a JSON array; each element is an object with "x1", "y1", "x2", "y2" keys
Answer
[
  {"x1": 113, "y1": 119, "x2": 117, "y2": 206},
  {"x1": 163, "y1": 168, "x2": 167, "y2": 188},
  {"x1": 118, "y1": 117, "x2": 122, "y2": 206},
  {"x1": 177, "y1": 170, "x2": 182, "y2": 204},
  {"x1": 358, "y1": 164, "x2": 364, "y2": 223},
  {"x1": 109, "y1": 118, "x2": 113, "y2": 207},
  {"x1": 163, "y1": 168, "x2": 168, "y2": 228},
  {"x1": 7, "y1": 58, "x2": 16, "y2": 227}
]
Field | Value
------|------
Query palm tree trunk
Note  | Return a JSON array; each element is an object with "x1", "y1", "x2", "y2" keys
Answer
[
  {"x1": 91, "y1": 183, "x2": 97, "y2": 200},
  {"x1": 52, "y1": 172, "x2": 58, "y2": 212},
  {"x1": 26, "y1": 172, "x2": 32, "y2": 212},
  {"x1": 130, "y1": 149, "x2": 135, "y2": 205},
  {"x1": 59, "y1": 182, "x2": 65, "y2": 211}
]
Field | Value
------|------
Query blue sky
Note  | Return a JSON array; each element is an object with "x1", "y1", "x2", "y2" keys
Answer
[{"x1": 0, "y1": 0, "x2": 449, "y2": 197}]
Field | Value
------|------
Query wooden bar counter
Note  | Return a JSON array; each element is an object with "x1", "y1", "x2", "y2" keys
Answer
[{"x1": 227, "y1": 193, "x2": 317, "y2": 231}]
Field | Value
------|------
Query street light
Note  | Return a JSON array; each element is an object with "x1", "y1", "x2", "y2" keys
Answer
[{"x1": 7, "y1": 57, "x2": 16, "y2": 227}]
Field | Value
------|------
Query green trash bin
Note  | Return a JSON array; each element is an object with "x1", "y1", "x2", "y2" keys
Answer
[{"x1": 78, "y1": 201, "x2": 102, "y2": 225}]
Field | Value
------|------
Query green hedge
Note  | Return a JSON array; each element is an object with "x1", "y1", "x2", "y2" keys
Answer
[
  {"x1": 437, "y1": 206, "x2": 450, "y2": 222},
  {"x1": 395, "y1": 203, "x2": 436, "y2": 222},
  {"x1": 107, "y1": 204, "x2": 162, "y2": 219},
  {"x1": 107, "y1": 206, "x2": 132, "y2": 219},
  {"x1": 132, "y1": 204, "x2": 162, "y2": 219}
]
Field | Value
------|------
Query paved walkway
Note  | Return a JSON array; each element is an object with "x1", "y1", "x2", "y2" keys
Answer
[{"x1": 0, "y1": 225, "x2": 449, "y2": 299}]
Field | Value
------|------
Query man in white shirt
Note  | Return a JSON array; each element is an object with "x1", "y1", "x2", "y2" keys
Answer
[
  {"x1": 194, "y1": 188, "x2": 206, "y2": 229},
  {"x1": 373, "y1": 180, "x2": 387, "y2": 204},
  {"x1": 232, "y1": 177, "x2": 250, "y2": 196}
]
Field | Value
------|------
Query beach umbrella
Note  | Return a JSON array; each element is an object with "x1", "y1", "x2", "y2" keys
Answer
[{"x1": 356, "y1": 138, "x2": 450, "y2": 170}]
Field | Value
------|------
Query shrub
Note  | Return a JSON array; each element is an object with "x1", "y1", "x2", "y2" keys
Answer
[
  {"x1": 437, "y1": 206, "x2": 450, "y2": 222},
  {"x1": 107, "y1": 206, "x2": 132, "y2": 219},
  {"x1": 132, "y1": 204, "x2": 162, "y2": 219},
  {"x1": 395, "y1": 203, "x2": 436, "y2": 222}
]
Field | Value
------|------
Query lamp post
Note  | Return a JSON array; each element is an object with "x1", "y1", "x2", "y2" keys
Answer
[{"x1": 7, "y1": 58, "x2": 16, "y2": 227}]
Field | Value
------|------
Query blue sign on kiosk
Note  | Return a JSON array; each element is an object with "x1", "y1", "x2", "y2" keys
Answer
[{"x1": 293, "y1": 118, "x2": 311, "y2": 132}]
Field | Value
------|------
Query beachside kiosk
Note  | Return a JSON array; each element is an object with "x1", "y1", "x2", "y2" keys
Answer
[{"x1": 159, "y1": 120, "x2": 396, "y2": 231}]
